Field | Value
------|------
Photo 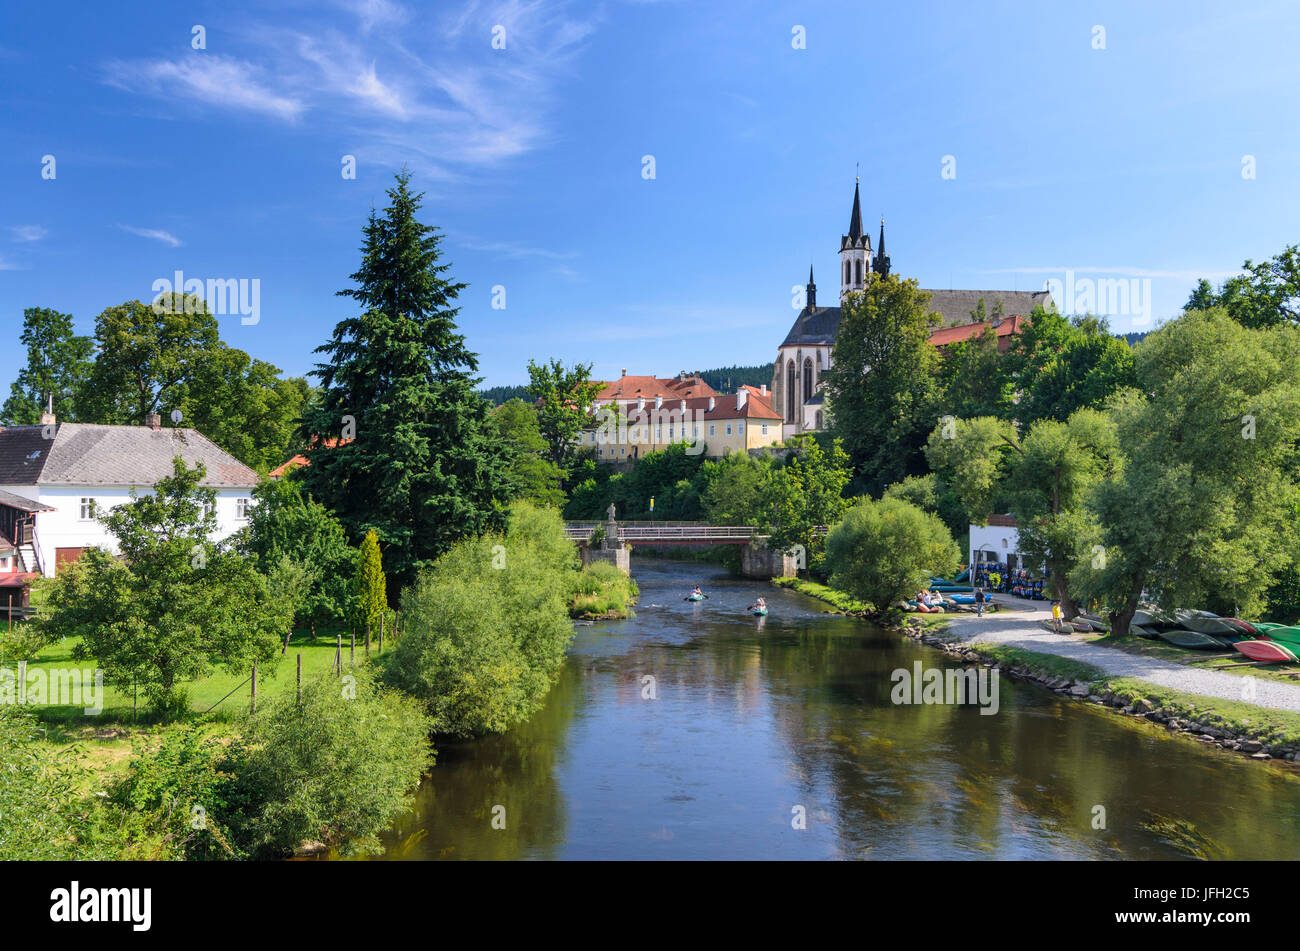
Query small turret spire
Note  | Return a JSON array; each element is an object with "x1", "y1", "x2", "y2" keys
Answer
[
  {"x1": 873, "y1": 216, "x2": 891, "y2": 278},
  {"x1": 806, "y1": 263, "x2": 816, "y2": 310}
]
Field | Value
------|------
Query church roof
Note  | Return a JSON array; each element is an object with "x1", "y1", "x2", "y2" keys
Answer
[{"x1": 779, "y1": 288, "x2": 1053, "y2": 348}]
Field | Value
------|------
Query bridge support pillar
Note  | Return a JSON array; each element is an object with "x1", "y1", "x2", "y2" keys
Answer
[
  {"x1": 582, "y1": 545, "x2": 630, "y2": 576},
  {"x1": 741, "y1": 538, "x2": 799, "y2": 579}
]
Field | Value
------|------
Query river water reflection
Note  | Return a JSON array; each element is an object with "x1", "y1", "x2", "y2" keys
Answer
[{"x1": 382, "y1": 560, "x2": 1300, "y2": 860}]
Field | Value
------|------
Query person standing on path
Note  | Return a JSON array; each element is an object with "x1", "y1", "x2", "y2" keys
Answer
[{"x1": 975, "y1": 586, "x2": 986, "y2": 617}]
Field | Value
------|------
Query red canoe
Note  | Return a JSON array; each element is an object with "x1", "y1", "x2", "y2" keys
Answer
[{"x1": 1234, "y1": 640, "x2": 1299, "y2": 663}]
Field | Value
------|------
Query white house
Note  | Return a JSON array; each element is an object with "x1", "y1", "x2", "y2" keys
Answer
[
  {"x1": 0, "y1": 415, "x2": 259, "y2": 593},
  {"x1": 969, "y1": 515, "x2": 1024, "y2": 569}
]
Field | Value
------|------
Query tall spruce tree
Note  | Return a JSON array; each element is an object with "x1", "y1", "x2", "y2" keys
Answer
[{"x1": 298, "y1": 171, "x2": 512, "y2": 592}]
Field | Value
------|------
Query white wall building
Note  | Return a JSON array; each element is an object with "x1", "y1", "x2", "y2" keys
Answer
[
  {"x1": 969, "y1": 515, "x2": 1027, "y2": 570},
  {"x1": 0, "y1": 417, "x2": 259, "y2": 582}
]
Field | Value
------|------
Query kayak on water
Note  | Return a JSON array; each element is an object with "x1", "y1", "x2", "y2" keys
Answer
[{"x1": 752, "y1": 607, "x2": 768, "y2": 616}]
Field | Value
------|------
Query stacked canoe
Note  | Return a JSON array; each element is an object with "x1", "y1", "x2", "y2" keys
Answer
[{"x1": 1130, "y1": 609, "x2": 1300, "y2": 663}]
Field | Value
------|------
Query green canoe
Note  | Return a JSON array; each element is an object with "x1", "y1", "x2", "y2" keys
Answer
[
  {"x1": 1262, "y1": 625, "x2": 1300, "y2": 648},
  {"x1": 1157, "y1": 629, "x2": 1234, "y2": 650}
]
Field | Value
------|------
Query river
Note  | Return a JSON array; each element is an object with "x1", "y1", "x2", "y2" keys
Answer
[{"x1": 381, "y1": 560, "x2": 1300, "y2": 860}]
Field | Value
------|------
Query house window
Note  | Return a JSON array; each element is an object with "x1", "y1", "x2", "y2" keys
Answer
[
  {"x1": 692, "y1": 424, "x2": 699, "y2": 437},
  {"x1": 725, "y1": 423, "x2": 733, "y2": 436},
  {"x1": 668, "y1": 426, "x2": 674, "y2": 439},
  {"x1": 79, "y1": 498, "x2": 94, "y2": 521},
  {"x1": 620, "y1": 448, "x2": 626, "y2": 456},
  {"x1": 761, "y1": 423, "x2": 769, "y2": 436},
  {"x1": 235, "y1": 498, "x2": 251, "y2": 520},
  {"x1": 738, "y1": 421, "x2": 745, "y2": 435},
  {"x1": 655, "y1": 426, "x2": 662, "y2": 440},
  {"x1": 708, "y1": 423, "x2": 716, "y2": 436},
  {"x1": 856, "y1": 259, "x2": 862, "y2": 284}
]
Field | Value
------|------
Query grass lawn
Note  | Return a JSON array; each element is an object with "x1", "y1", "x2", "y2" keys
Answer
[
  {"x1": 18, "y1": 629, "x2": 372, "y2": 725},
  {"x1": 1080, "y1": 631, "x2": 1300, "y2": 687},
  {"x1": 771, "y1": 576, "x2": 871, "y2": 614}
]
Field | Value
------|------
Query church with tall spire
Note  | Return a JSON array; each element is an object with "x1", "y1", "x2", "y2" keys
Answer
[{"x1": 770, "y1": 181, "x2": 1053, "y2": 438}]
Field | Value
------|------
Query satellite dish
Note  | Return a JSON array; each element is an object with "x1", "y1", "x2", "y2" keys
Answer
[{"x1": 170, "y1": 409, "x2": 183, "y2": 424}]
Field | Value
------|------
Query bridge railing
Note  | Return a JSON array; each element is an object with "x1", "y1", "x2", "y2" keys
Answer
[{"x1": 563, "y1": 522, "x2": 828, "y2": 541}]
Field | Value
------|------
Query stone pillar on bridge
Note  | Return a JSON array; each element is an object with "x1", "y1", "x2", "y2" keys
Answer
[
  {"x1": 740, "y1": 536, "x2": 800, "y2": 579},
  {"x1": 582, "y1": 505, "x2": 631, "y2": 575}
]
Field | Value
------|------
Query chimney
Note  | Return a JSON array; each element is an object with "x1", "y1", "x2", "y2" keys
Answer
[
  {"x1": 621, "y1": 368, "x2": 627, "y2": 377},
  {"x1": 736, "y1": 390, "x2": 748, "y2": 411},
  {"x1": 40, "y1": 393, "x2": 55, "y2": 426},
  {"x1": 761, "y1": 384, "x2": 768, "y2": 396},
  {"x1": 708, "y1": 397, "x2": 715, "y2": 411},
  {"x1": 146, "y1": 412, "x2": 162, "y2": 431}
]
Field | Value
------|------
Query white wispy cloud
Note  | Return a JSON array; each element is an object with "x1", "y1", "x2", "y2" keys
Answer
[
  {"x1": 10, "y1": 225, "x2": 47, "y2": 242},
  {"x1": 0, "y1": 255, "x2": 27, "y2": 271},
  {"x1": 460, "y1": 237, "x2": 578, "y2": 260},
  {"x1": 984, "y1": 266, "x2": 1245, "y2": 281},
  {"x1": 119, "y1": 225, "x2": 183, "y2": 247},
  {"x1": 105, "y1": 55, "x2": 305, "y2": 121},
  {"x1": 101, "y1": 1, "x2": 601, "y2": 177}
]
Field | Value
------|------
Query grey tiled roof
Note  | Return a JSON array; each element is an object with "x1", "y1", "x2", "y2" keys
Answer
[
  {"x1": 0, "y1": 488, "x2": 53, "y2": 512},
  {"x1": 780, "y1": 288, "x2": 1053, "y2": 348},
  {"x1": 0, "y1": 423, "x2": 259, "y2": 488}
]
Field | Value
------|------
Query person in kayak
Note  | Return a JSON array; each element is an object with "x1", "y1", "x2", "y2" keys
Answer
[
  {"x1": 747, "y1": 598, "x2": 767, "y2": 613},
  {"x1": 687, "y1": 585, "x2": 706, "y2": 601}
]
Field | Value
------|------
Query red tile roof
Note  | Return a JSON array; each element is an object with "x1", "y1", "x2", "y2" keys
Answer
[
  {"x1": 928, "y1": 316, "x2": 1026, "y2": 349},
  {"x1": 594, "y1": 374, "x2": 718, "y2": 401},
  {"x1": 615, "y1": 393, "x2": 780, "y2": 422},
  {"x1": 269, "y1": 438, "x2": 350, "y2": 478}
]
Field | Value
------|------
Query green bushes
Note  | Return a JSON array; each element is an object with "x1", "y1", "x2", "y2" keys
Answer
[
  {"x1": 109, "y1": 670, "x2": 433, "y2": 859},
  {"x1": 383, "y1": 502, "x2": 578, "y2": 737},
  {"x1": 824, "y1": 496, "x2": 960, "y2": 615},
  {"x1": 0, "y1": 709, "x2": 111, "y2": 860},
  {"x1": 570, "y1": 561, "x2": 639, "y2": 618}
]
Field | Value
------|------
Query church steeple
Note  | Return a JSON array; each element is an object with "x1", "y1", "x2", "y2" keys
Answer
[
  {"x1": 873, "y1": 218, "x2": 890, "y2": 277},
  {"x1": 847, "y1": 182, "x2": 863, "y2": 243},
  {"x1": 840, "y1": 178, "x2": 871, "y2": 301},
  {"x1": 806, "y1": 264, "x2": 816, "y2": 310}
]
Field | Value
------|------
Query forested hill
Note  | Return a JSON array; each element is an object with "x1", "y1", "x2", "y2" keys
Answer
[
  {"x1": 696, "y1": 364, "x2": 774, "y2": 391},
  {"x1": 1119, "y1": 332, "x2": 1149, "y2": 346},
  {"x1": 478, "y1": 385, "x2": 531, "y2": 405}
]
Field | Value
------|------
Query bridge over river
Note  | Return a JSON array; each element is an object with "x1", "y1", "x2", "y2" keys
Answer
[{"x1": 563, "y1": 520, "x2": 826, "y2": 577}]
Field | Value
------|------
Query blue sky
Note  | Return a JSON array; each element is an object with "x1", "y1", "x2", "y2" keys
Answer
[{"x1": 3, "y1": 0, "x2": 1299, "y2": 389}]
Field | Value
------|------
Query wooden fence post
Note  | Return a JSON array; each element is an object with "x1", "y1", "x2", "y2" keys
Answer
[
  {"x1": 365, "y1": 624, "x2": 371, "y2": 658},
  {"x1": 250, "y1": 663, "x2": 258, "y2": 714},
  {"x1": 335, "y1": 634, "x2": 342, "y2": 675},
  {"x1": 297, "y1": 652, "x2": 302, "y2": 701},
  {"x1": 350, "y1": 632, "x2": 355, "y2": 665}
]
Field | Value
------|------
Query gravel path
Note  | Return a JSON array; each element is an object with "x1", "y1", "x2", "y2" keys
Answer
[{"x1": 945, "y1": 607, "x2": 1300, "y2": 714}]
